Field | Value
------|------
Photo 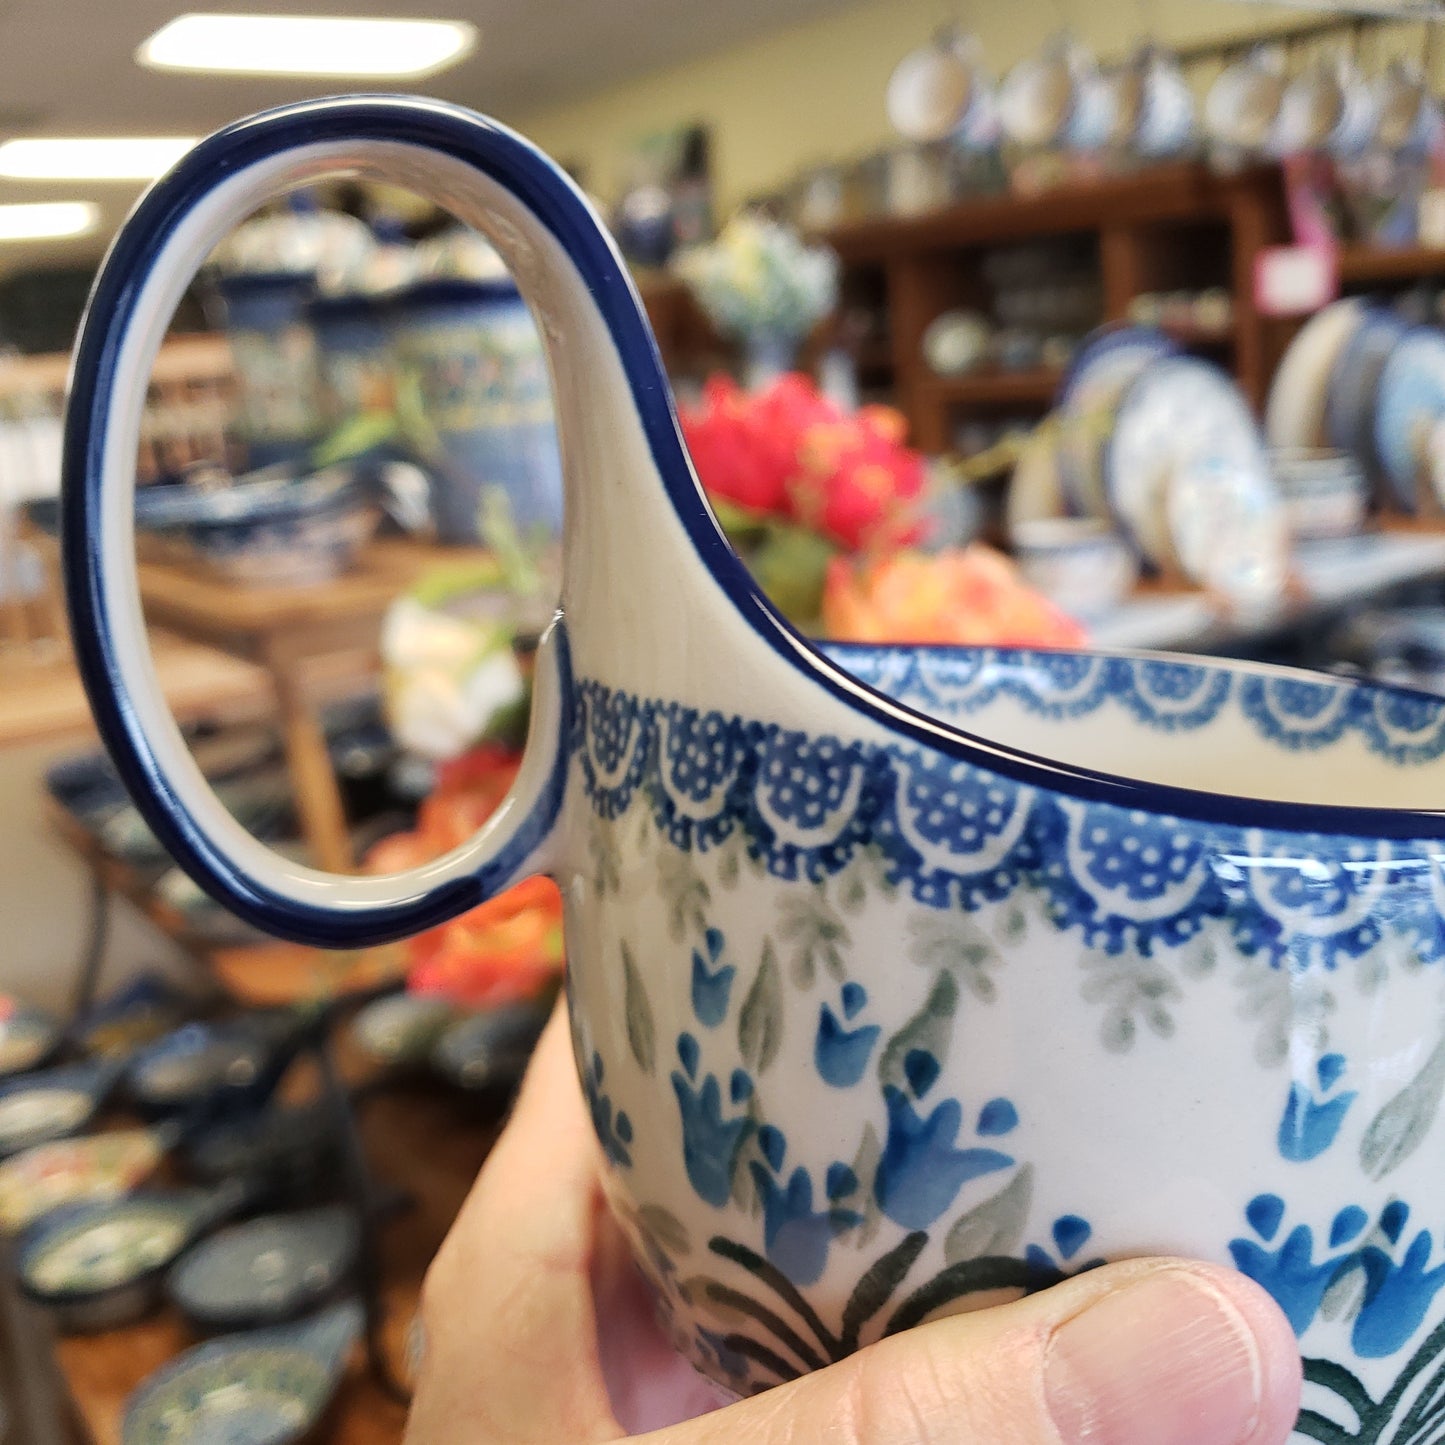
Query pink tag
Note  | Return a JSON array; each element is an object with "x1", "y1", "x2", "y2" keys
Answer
[{"x1": 1254, "y1": 244, "x2": 1339, "y2": 317}]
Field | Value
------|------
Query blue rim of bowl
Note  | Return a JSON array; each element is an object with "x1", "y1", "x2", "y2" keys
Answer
[
  {"x1": 59, "y1": 95, "x2": 1445, "y2": 944},
  {"x1": 1372, "y1": 323, "x2": 1445, "y2": 514}
]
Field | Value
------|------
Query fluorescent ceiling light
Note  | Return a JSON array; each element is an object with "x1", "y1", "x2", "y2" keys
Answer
[
  {"x1": 0, "y1": 137, "x2": 198, "y2": 181},
  {"x1": 0, "y1": 203, "x2": 100, "y2": 241},
  {"x1": 137, "y1": 13, "x2": 478, "y2": 78}
]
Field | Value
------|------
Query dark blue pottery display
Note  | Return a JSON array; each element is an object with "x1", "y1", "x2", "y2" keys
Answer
[
  {"x1": 391, "y1": 277, "x2": 562, "y2": 541},
  {"x1": 167, "y1": 1206, "x2": 360, "y2": 1334},
  {"x1": 215, "y1": 271, "x2": 322, "y2": 469}
]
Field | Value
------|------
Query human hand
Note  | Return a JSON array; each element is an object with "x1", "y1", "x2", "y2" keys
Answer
[{"x1": 405, "y1": 1004, "x2": 1302, "y2": 1444}]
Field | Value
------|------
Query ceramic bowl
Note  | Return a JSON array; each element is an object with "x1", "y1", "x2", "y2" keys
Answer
[
  {"x1": 126, "y1": 1017, "x2": 298, "y2": 1118},
  {"x1": 1271, "y1": 448, "x2": 1370, "y2": 542},
  {"x1": 182, "y1": 1100, "x2": 337, "y2": 1205},
  {"x1": 351, "y1": 993, "x2": 455, "y2": 1069},
  {"x1": 0, "y1": 1062, "x2": 115, "y2": 1157},
  {"x1": 167, "y1": 1206, "x2": 360, "y2": 1334},
  {"x1": 122, "y1": 1299, "x2": 362, "y2": 1445},
  {"x1": 0, "y1": 1003, "x2": 61, "y2": 1079},
  {"x1": 17, "y1": 1187, "x2": 238, "y2": 1332},
  {"x1": 1011, "y1": 518, "x2": 1138, "y2": 619},
  {"x1": 433, "y1": 997, "x2": 555, "y2": 1092},
  {"x1": 134, "y1": 463, "x2": 380, "y2": 588},
  {"x1": 1204, "y1": 45, "x2": 1286, "y2": 154},
  {"x1": 0, "y1": 1127, "x2": 168, "y2": 1233}
]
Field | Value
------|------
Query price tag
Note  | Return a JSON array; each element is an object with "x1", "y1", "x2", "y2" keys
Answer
[{"x1": 1253, "y1": 244, "x2": 1339, "y2": 317}]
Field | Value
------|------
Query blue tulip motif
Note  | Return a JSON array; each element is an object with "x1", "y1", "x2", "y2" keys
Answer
[
  {"x1": 671, "y1": 1032, "x2": 752, "y2": 1207},
  {"x1": 750, "y1": 1162, "x2": 864, "y2": 1285},
  {"x1": 875, "y1": 1086, "x2": 1014, "y2": 1230},
  {"x1": 690, "y1": 928, "x2": 736, "y2": 1028}
]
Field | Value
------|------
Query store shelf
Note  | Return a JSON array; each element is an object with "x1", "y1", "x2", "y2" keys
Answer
[
  {"x1": 1088, "y1": 528, "x2": 1445, "y2": 654},
  {"x1": 1338, "y1": 245, "x2": 1445, "y2": 286},
  {"x1": 920, "y1": 368, "x2": 1063, "y2": 408}
]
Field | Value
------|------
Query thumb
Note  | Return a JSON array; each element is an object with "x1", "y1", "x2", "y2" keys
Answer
[{"x1": 647, "y1": 1257, "x2": 1301, "y2": 1445}]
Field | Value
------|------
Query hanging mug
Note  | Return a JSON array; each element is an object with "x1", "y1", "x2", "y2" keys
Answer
[{"x1": 61, "y1": 99, "x2": 1445, "y2": 1429}]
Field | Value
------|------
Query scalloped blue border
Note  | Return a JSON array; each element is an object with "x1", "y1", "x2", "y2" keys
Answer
[{"x1": 59, "y1": 97, "x2": 1445, "y2": 947}]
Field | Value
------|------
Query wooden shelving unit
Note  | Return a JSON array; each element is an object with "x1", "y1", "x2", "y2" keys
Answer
[
  {"x1": 823, "y1": 163, "x2": 1291, "y2": 453},
  {"x1": 1338, "y1": 245, "x2": 1445, "y2": 287}
]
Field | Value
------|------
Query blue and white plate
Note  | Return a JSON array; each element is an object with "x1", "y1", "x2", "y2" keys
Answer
[
  {"x1": 1372, "y1": 327, "x2": 1445, "y2": 512},
  {"x1": 1327, "y1": 305, "x2": 1408, "y2": 491},
  {"x1": 1266, "y1": 298, "x2": 1366, "y2": 452},
  {"x1": 1106, "y1": 356, "x2": 1272, "y2": 570},
  {"x1": 1057, "y1": 325, "x2": 1178, "y2": 520},
  {"x1": 1166, "y1": 453, "x2": 1290, "y2": 605}
]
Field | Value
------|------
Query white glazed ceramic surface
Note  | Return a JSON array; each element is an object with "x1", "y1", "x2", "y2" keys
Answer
[
  {"x1": 58, "y1": 100, "x2": 1445, "y2": 1435},
  {"x1": 887, "y1": 32, "x2": 996, "y2": 149}
]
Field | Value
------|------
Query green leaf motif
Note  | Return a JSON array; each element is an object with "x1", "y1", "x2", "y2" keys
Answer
[
  {"x1": 907, "y1": 914, "x2": 999, "y2": 1002},
  {"x1": 659, "y1": 851, "x2": 711, "y2": 943},
  {"x1": 639, "y1": 1204, "x2": 691, "y2": 1257},
  {"x1": 944, "y1": 1165, "x2": 1033, "y2": 1264},
  {"x1": 739, "y1": 941, "x2": 784, "y2": 1076},
  {"x1": 1361, "y1": 1032, "x2": 1445, "y2": 1182},
  {"x1": 849, "y1": 1123, "x2": 884, "y2": 1247},
  {"x1": 622, "y1": 943, "x2": 656, "y2": 1076},
  {"x1": 777, "y1": 892, "x2": 850, "y2": 988},
  {"x1": 878, "y1": 972, "x2": 959, "y2": 1094}
]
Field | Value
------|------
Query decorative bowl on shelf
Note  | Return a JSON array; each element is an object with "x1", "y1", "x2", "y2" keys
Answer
[
  {"x1": 0, "y1": 1061, "x2": 117, "y2": 1158},
  {"x1": 167, "y1": 1206, "x2": 360, "y2": 1335},
  {"x1": 133, "y1": 462, "x2": 379, "y2": 587},
  {"x1": 1011, "y1": 517, "x2": 1138, "y2": 620},
  {"x1": 122, "y1": 1298, "x2": 363, "y2": 1445},
  {"x1": 1270, "y1": 448, "x2": 1369, "y2": 542},
  {"x1": 17, "y1": 1184, "x2": 247, "y2": 1332}
]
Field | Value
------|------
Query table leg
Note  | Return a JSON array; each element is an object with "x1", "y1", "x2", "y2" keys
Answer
[{"x1": 265, "y1": 645, "x2": 355, "y2": 874}]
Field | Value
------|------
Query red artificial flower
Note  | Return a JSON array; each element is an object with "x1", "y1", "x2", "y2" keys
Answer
[{"x1": 679, "y1": 374, "x2": 930, "y2": 552}]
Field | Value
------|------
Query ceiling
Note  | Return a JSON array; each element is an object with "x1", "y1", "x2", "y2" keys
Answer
[{"x1": 0, "y1": 0, "x2": 866, "y2": 271}]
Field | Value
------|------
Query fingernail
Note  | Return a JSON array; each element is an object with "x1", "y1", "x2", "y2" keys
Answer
[{"x1": 1044, "y1": 1270, "x2": 1265, "y2": 1445}]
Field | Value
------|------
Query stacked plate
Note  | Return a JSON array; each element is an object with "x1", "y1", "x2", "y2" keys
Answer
[
  {"x1": 1268, "y1": 299, "x2": 1445, "y2": 514},
  {"x1": 1037, "y1": 326, "x2": 1289, "y2": 606}
]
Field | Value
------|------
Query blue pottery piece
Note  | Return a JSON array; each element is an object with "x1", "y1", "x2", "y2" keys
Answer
[
  {"x1": 17, "y1": 1182, "x2": 251, "y2": 1332},
  {"x1": 166, "y1": 1205, "x2": 360, "y2": 1333},
  {"x1": 308, "y1": 292, "x2": 394, "y2": 430},
  {"x1": 214, "y1": 271, "x2": 321, "y2": 469},
  {"x1": 391, "y1": 277, "x2": 563, "y2": 541},
  {"x1": 63, "y1": 97, "x2": 1445, "y2": 1430},
  {"x1": 0, "y1": 1060, "x2": 118, "y2": 1157},
  {"x1": 122, "y1": 1298, "x2": 363, "y2": 1445}
]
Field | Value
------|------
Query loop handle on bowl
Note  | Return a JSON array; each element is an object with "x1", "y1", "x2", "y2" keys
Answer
[{"x1": 62, "y1": 96, "x2": 720, "y2": 948}]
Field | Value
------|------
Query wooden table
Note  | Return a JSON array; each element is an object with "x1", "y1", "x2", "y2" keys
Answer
[
  {"x1": 137, "y1": 539, "x2": 489, "y2": 873},
  {"x1": 49, "y1": 1075, "x2": 505, "y2": 1444}
]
